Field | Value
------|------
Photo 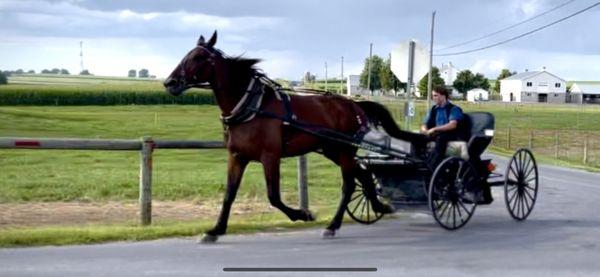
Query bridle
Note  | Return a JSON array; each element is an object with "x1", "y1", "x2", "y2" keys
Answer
[{"x1": 179, "y1": 45, "x2": 221, "y2": 90}]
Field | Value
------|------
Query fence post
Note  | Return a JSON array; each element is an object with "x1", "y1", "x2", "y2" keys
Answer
[
  {"x1": 583, "y1": 134, "x2": 588, "y2": 165},
  {"x1": 140, "y1": 136, "x2": 154, "y2": 225},
  {"x1": 528, "y1": 130, "x2": 534, "y2": 149},
  {"x1": 506, "y1": 126, "x2": 512, "y2": 150},
  {"x1": 297, "y1": 155, "x2": 309, "y2": 210},
  {"x1": 555, "y1": 130, "x2": 560, "y2": 159}
]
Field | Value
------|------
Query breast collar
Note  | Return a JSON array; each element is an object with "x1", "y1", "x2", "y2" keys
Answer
[{"x1": 220, "y1": 73, "x2": 295, "y2": 126}]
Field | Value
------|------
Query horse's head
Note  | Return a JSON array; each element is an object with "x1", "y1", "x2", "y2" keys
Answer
[{"x1": 164, "y1": 31, "x2": 222, "y2": 96}]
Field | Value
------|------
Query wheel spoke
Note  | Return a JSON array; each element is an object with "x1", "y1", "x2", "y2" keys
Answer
[
  {"x1": 456, "y1": 201, "x2": 464, "y2": 220},
  {"x1": 438, "y1": 201, "x2": 450, "y2": 220},
  {"x1": 522, "y1": 191, "x2": 531, "y2": 210},
  {"x1": 444, "y1": 203, "x2": 453, "y2": 225},
  {"x1": 523, "y1": 186, "x2": 535, "y2": 202},
  {"x1": 366, "y1": 199, "x2": 371, "y2": 222},
  {"x1": 351, "y1": 196, "x2": 365, "y2": 215},
  {"x1": 509, "y1": 165, "x2": 519, "y2": 180},
  {"x1": 510, "y1": 191, "x2": 519, "y2": 212},
  {"x1": 360, "y1": 196, "x2": 367, "y2": 219},
  {"x1": 452, "y1": 204, "x2": 457, "y2": 229},
  {"x1": 526, "y1": 176, "x2": 537, "y2": 184},
  {"x1": 524, "y1": 164, "x2": 536, "y2": 180},
  {"x1": 520, "y1": 193, "x2": 526, "y2": 218},
  {"x1": 507, "y1": 188, "x2": 518, "y2": 203},
  {"x1": 522, "y1": 155, "x2": 532, "y2": 177},
  {"x1": 350, "y1": 192, "x2": 363, "y2": 203}
]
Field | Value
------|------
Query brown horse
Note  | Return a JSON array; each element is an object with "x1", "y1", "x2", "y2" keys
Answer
[{"x1": 164, "y1": 31, "x2": 424, "y2": 242}]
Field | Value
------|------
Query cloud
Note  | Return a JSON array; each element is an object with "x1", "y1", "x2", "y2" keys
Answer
[{"x1": 0, "y1": 0, "x2": 283, "y2": 38}]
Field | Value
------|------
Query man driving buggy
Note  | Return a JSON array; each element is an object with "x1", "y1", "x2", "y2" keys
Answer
[
  {"x1": 420, "y1": 86, "x2": 492, "y2": 204},
  {"x1": 420, "y1": 86, "x2": 468, "y2": 169}
]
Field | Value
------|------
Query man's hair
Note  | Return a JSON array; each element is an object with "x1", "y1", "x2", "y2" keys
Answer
[{"x1": 433, "y1": 86, "x2": 450, "y2": 98}]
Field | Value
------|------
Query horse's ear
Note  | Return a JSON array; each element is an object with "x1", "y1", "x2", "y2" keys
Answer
[
  {"x1": 197, "y1": 35, "x2": 205, "y2": 46},
  {"x1": 207, "y1": 31, "x2": 217, "y2": 48}
]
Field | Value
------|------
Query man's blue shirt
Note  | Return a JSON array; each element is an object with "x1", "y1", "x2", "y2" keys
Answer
[{"x1": 423, "y1": 101, "x2": 463, "y2": 127}]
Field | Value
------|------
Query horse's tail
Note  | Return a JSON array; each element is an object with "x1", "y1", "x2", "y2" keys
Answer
[{"x1": 356, "y1": 101, "x2": 426, "y2": 147}]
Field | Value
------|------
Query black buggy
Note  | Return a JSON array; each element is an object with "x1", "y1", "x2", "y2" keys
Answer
[{"x1": 346, "y1": 112, "x2": 539, "y2": 230}]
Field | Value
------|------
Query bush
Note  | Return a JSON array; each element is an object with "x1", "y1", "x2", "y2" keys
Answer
[
  {"x1": 0, "y1": 87, "x2": 216, "y2": 105},
  {"x1": 0, "y1": 71, "x2": 7, "y2": 85}
]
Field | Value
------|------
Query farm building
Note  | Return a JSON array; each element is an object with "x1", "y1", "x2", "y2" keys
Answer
[
  {"x1": 570, "y1": 83, "x2": 600, "y2": 104},
  {"x1": 500, "y1": 70, "x2": 566, "y2": 103},
  {"x1": 346, "y1": 75, "x2": 368, "y2": 96},
  {"x1": 466, "y1": 88, "x2": 489, "y2": 102}
]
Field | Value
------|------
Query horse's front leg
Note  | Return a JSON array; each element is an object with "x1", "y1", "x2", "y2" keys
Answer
[
  {"x1": 261, "y1": 153, "x2": 315, "y2": 222},
  {"x1": 201, "y1": 152, "x2": 248, "y2": 243}
]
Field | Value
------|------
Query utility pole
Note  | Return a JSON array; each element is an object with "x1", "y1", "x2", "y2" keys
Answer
[
  {"x1": 79, "y1": 41, "x2": 84, "y2": 74},
  {"x1": 405, "y1": 40, "x2": 416, "y2": 131},
  {"x1": 367, "y1": 43, "x2": 373, "y2": 96},
  {"x1": 427, "y1": 11, "x2": 436, "y2": 111},
  {"x1": 325, "y1": 61, "x2": 328, "y2": 92},
  {"x1": 340, "y1": 56, "x2": 344, "y2": 94}
]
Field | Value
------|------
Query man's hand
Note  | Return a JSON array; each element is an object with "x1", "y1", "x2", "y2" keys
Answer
[{"x1": 423, "y1": 128, "x2": 437, "y2": 137}]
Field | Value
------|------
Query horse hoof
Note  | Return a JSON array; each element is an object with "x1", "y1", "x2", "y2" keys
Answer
[
  {"x1": 199, "y1": 233, "x2": 219, "y2": 243},
  {"x1": 303, "y1": 209, "x2": 316, "y2": 222},
  {"x1": 321, "y1": 229, "x2": 336, "y2": 239}
]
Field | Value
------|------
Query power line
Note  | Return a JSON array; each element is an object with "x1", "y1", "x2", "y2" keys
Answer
[
  {"x1": 438, "y1": 0, "x2": 576, "y2": 51},
  {"x1": 435, "y1": 1, "x2": 600, "y2": 57}
]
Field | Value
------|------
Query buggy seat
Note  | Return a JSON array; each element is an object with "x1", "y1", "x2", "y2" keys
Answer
[{"x1": 446, "y1": 112, "x2": 495, "y2": 160}]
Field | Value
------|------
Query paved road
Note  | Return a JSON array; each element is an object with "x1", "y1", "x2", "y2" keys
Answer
[{"x1": 1, "y1": 154, "x2": 600, "y2": 276}]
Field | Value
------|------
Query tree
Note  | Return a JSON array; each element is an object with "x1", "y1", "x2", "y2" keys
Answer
[
  {"x1": 360, "y1": 55, "x2": 384, "y2": 91},
  {"x1": 474, "y1": 73, "x2": 490, "y2": 91},
  {"x1": 128, "y1": 69, "x2": 137, "y2": 78},
  {"x1": 50, "y1": 68, "x2": 60, "y2": 74},
  {"x1": 138, "y1": 68, "x2": 149, "y2": 78},
  {"x1": 79, "y1": 70, "x2": 91, "y2": 75},
  {"x1": 60, "y1": 69, "x2": 70, "y2": 75},
  {"x1": 0, "y1": 71, "x2": 7, "y2": 85},
  {"x1": 453, "y1": 70, "x2": 489, "y2": 95},
  {"x1": 15, "y1": 69, "x2": 24, "y2": 74},
  {"x1": 27, "y1": 70, "x2": 35, "y2": 74},
  {"x1": 380, "y1": 57, "x2": 405, "y2": 94},
  {"x1": 417, "y1": 66, "x2": 446, "y2": 99},
  {"x1": 493, "y1": 69, "x2": 516, "y2": 94},
  {"x1": 41, "y1": 69, "x2": 51, "y2": 74}
]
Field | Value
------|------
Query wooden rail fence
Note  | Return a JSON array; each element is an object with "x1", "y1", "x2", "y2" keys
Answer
[{"x1": 0, "y1": 137, "x2": 309, "y2": 225}]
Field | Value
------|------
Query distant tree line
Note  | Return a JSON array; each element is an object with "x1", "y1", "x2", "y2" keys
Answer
[
  {"x1": 1, "y1": 68, "x2": 92, "y2": 76},
  {"x1": 128, "y1": 69, "x2": 155, "y2": 78},
  {"x1": 359, "y1": 56, "x2": 521, "y2": 99}
]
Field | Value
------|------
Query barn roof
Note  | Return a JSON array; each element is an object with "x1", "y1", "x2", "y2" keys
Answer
[{"x1": 502, "y1": 71, "x2": 565, "y2": 82}]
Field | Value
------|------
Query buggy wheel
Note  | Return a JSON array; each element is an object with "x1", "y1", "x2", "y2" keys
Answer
[
  {"x1": 429, "y1": 157, "x2": 478, "y2": 230},
  {"x1": 346, "y1": 172, "x2": 385, "y2": 224},
  {"x1": 504, "y1": 148, "x2": 538, "y2": 221}
]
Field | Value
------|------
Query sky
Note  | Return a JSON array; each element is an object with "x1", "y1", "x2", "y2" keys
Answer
[{"x1": 0, "y1": 0, "x2": 599, "y2": 81}]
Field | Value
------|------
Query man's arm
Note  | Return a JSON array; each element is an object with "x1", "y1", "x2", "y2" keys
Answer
[{"x1": 429, "y1": 120, "x2": 457, "y2": 134}]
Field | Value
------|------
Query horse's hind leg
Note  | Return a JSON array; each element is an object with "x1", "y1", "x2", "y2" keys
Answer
[
  {"x1": 201, "y1": 152, "x2": 248, "y2": 243},
  {"x1": 322, "y1": 152, "x2": 357, "y2": 238},
  {"x1": 262, "y1": 153, "x2": 315, "y2": 222},
  {"x1": 355, "y1": 166, "x2": 394, "y2": 214}
]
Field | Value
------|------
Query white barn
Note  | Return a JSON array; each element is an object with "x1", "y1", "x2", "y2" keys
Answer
[
  {"x1": 500, "y1": 70, "x2": 566, "y2": 103},
  {"x1": 346, "y1": 75, "x2": 367, "y2": 96},
  {"x1": 440, "y1": 62, "x2": 458, "y2": 86},
  {"x1": 570, "y1": 83, "x2": 600, "y2": 104},
  {"x1": 466, "y1": 88, "x2": 489, "y2": 102}
]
